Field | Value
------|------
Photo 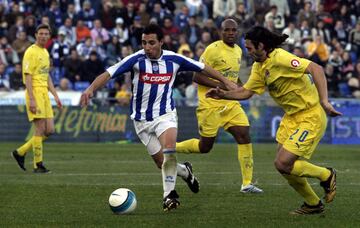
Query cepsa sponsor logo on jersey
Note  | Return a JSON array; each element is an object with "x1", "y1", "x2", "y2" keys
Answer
[
  {"x1": 291, "y1": 59, "x2": 300, "y2": 67},
  {"x1": 139, "y1": 73, "x2": 173, "y2": 84}
]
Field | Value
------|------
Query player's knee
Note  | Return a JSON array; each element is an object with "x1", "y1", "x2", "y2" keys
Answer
[
  {"x1": 199, "y1": 144, "x2": 212, "y2": 153},
  {"x1": 274, "y1": 159, "x2": 291, "y2": 174}
]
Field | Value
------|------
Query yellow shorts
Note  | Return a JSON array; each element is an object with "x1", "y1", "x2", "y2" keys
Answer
[
  {"x1": 196, "y1": 103, "x2": 249, "y2": 137},
  {"x1": 276, "y1": 104, "x2": 327, "y2": 159},
  {"x1": 25, "y1": 87, "x2": 54, "y2": 122}
]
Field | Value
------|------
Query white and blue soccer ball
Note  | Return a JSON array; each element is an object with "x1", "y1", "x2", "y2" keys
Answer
[{"x1": 108, "y1": 188, "x2": 137, "y2": 214}]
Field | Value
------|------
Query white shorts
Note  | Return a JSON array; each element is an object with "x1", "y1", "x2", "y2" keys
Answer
[{"x1": 133, "y1": 111, "x2": 178, "y2": 155}]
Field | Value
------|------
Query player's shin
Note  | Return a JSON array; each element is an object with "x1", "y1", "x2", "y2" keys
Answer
[
  {"x1": 32, "y1": 136, "x2": 43, "y2": 169},
  {"x1": 162, "y1": 149, "x2": 177, "y2": 198},
  {"x1": 282, "y1": 174, "x2": 320, "y2": 206},
  {"x1": 238, "y1": 144, "x2": 253, "y2": 186},
  {"x1": 291, "y1": 160, "x2": 331, "y2": 181}
]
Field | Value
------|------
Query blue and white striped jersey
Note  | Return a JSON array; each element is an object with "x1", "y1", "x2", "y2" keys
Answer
[{"x1": 107, "y1": 49, "x2": 205, "y2": 121}]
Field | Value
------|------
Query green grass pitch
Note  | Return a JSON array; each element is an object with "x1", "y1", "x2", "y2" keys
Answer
[{"x1": 1, "y1": 143, "x2": 360, "y2": 227}]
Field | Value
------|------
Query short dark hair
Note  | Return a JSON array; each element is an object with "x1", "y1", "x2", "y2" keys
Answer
[
  {"x1": 245, "y1": 26, "x2": 288, "y2": 53},
  {"x1": 35, "y1": 24, "x2": 51, "y2": 34},
  {"x1": 143, "y1": 24, "x2": 163, "y2": 41}
]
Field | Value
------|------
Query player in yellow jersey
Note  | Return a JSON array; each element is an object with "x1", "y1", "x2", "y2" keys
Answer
[
  {"x1": 176, "y1": 19, "x2": 263, "y2": 193},
  {"x1": 207, "y1": 26, "x2": 342, "y2": 215},
  {"x1": 12, "y1": 24, "x2": 62, "y2": 173}
]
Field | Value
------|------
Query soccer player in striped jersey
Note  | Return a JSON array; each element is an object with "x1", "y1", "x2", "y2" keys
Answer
[
  {"x1": 207, "y1": 26, "x2": 341, "y2": 215},
  {"x1": 80, "y1": 24, "x2": 236, "y2": 211}
]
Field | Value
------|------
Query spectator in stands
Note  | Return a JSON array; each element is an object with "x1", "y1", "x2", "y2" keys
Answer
[
  {"x1": 0, "y1": 63, "x2": 9, "y2": 91},
  {"x1": 297, "y1": 1, "x2": 316, "y2": 28},
  {"x1": 348, "y1": 21, "x2": 360, "y2": 58},
  {"x1": 163, "y1": 34, "x2": 177, "y2": 52},
  {"x1": 186, "y1": 0, "x2": 209, "y2": 21},
  {"x1": 98, "y1": 1, "x2": 117, "y2": 30},
  {"x1": 177, "y1": 34, "x2": 193, "y2": 58},
  {"x1": 45, "y1": 0, "x2": 63, "y2": 28},
  {"x1": 202, "y1": 18, "x2": 220, "y2": 42},
  {"x1": 64, "y1": 48, "x2": 83, "y2": 83},
  {"x1": 213, "y1": 0, "x2": 236, "y2": 26},
  {"x1": 264, "y1": 5, "x2": 285, "y2": 33},
  {"x1": 175, "y1": 5, "x2": 190, "y2": 32},
  {"x1": 115, "y1": 82, "x2": 131, "y2": 106},
  {"x1": 325, "y1": 63, "x2": 340, "y2": 97},
  {"x1": 63, "y1": 3, "x2": 77, "y2": 23},
  {"x1": 136, "y1": 2, "x2": 151, "y2": 27},
  {"x1": 129, "y1": 16, "x2": 144, "y2": 51},
  {"x1": 76, "y1": 37, "x2": 94, "y2": 60},
  {"x1": 106, "y1": 35, "x2": 122, "y2": 66},
  {"x1": 75, "y1": 19, "x2": 91, "y2": 43},
  {"x1": 150, "y1": 2, "x2": 171, "y2": 25},
  {"x1": 328, "y1": 50, "x2": 344, "y2": 74},
  {"x1": 195, "y1": 31, "x2": 212, "y2": 52},
  {"x1": 311, "y1": 20, "x2": 332, "y2": 45},
  {"x1": 90, "y1": 19, "x2": 110, "y2": 44},
  {"x1": 120, "y1": 45, "x2": 133, "y2": 59},
  {"x1": 162, "y1": 17, "x2": 180, "y2": 42},
  {"x1": 58, "y1": 78, "x2": 72, "y2": 91},
  {"x1": 341, "y1": 51, "x2": 355, "y2": 77},
  {"x1": 51, "y1": 29, "x2": 71, "y2": 70},
  {"x1": 282, "y1": 22, "x2": 301, "y2": 51},
  {"x1": 234, "y1": 2, "x2": 255, "y2": 35},
  {"x1": 76, "y1": 1, "x2": 96, "y2": 29},
  {"x1": 0, "y1": 36, "x2": 19, "y2": 66},
  {"x1": 7, "y1": 15, "x2": 24, "y2": 42},
  {"x1": 9, "y1": 62, "x2": 23, "y2": 90},
  {"x1": 299, "y1": 20, "x2": 312, "y2": 46},
  {"x1": 184, "y1": 16, "x2": 202, "y2": 50},
  {"x1": 269, "y1": 0, "x2": 290, "y2": 20},
  {"x1": 252, "y1": 0, "x2": 270, "y2": 25},
  {"x1": 306, "y1": 35, "x2": 330, "y2": 66},
  {"x1": 121, "y1": 2, "x2": 137, "y2": 26},
  {"x1": 5, "y1": 3, "x2": 23, "y2": 27},
  {"x1": 80, "y1": 50, "x2": 104, "y2": 83},
  {"x1": 93, "y1": 37, "x2": 107, "y2": 62},
  {"x1": 348, "y1": 61, "x2": 360, "y2": 98},
  {"x1": 12, "y1": 31, "x2": 32, "y2": 59},
  {"x1": 333, "y1": 20, "x2": 348, "y2": 46},
  {"x1": 112, "y1": 17, "x2": 130, "y2": 45},
  {"x1": 58, "y1": 17, "x2": 77, "y2": 47},
  {"x1": 24, "y1": 15, "x2": 36, "y2": 42}
]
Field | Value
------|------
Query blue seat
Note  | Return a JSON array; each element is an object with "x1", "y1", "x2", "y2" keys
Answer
[{"x1": 74, "y1": 81, "x2": 90, "y2": 91}]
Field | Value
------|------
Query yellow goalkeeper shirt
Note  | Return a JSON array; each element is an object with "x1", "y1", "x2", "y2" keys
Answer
[{"x1": 198, "y1": 40, "x2": 242, "y2": 108}]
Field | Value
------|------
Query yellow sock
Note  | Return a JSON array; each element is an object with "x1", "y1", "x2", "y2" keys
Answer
[
  {"x1": 17, "y1": 136, "x2": 48, "y2": 156},
  {"x1": 238, "y1": 144, "x2": 253, "y2": 186},
  {"x1": 33, "y1": 136, "x2": 43, "y2": 168},
  {"x1": 17, "y1": 137, "x2": 34, "y2": 156},
  {"x1": 282, "y1": 174, "x2": 320, "y2": 206},
  {"x1": 176, "y1": 139, "x2": 200, "y2": 153},
  {"x1": 291, "y1": 160, "x2": 331, "y2": 182}
]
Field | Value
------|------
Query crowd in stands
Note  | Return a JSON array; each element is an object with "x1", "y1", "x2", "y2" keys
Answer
[{"x1": 0, "y1": 0, "x2": 359, "y2": 107}]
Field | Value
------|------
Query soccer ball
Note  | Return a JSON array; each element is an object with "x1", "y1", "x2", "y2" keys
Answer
[{"x1": 108, "y1": 188, "x2": 137, "y2": 214}]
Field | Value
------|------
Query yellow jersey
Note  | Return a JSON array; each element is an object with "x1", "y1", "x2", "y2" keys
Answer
[
  {"x1": 243, "y1": 48, "x2": 317, "y2": 115},
  {"x1": 22, "y1": 44, "x2": 50, "y2": 87},
  {"x1": 198, "y1": 40, "x2": 242, "y2": 108}
]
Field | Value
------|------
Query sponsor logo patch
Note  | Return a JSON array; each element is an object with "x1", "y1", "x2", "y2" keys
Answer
[
  {"x1": 291, "y1": 59, "x2": 300, "y2": 67},
  {"x1": 139, "y1": 73, "x2": 172, "y2": 84}
]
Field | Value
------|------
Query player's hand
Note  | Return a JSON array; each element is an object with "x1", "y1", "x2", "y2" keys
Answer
[
  {"x1": 80, "y1": 89, "x2": 93, "y2": 107},
  {"x1": 29, "y1": 98, "x2": 37, "y2": 114},
  {"x1": 321, "y1": 101, "x2": 342, "y2": 117},
  {"x1": 206, "y1": 87, "x2": 225, "y2": 99},
  {"x1": 55, "y1": 96, "x2": 62, "y2": 109}
]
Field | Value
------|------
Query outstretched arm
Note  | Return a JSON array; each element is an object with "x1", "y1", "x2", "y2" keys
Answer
[
  {"x1": 201, "y1": 65, "x2": 238, "y2": 90},
  {"x1": 193, "y1": 72, "x2": 227, "y2": 90},
  {"x1": 206, "y1": 86, "x2": 254, "y2": 100},
  {"x1": 306, "y1": 62, "x2": 342, "y2": 117},
  {"x1": 80, "y1": 72, "x2": 111, "y2": 107}
]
